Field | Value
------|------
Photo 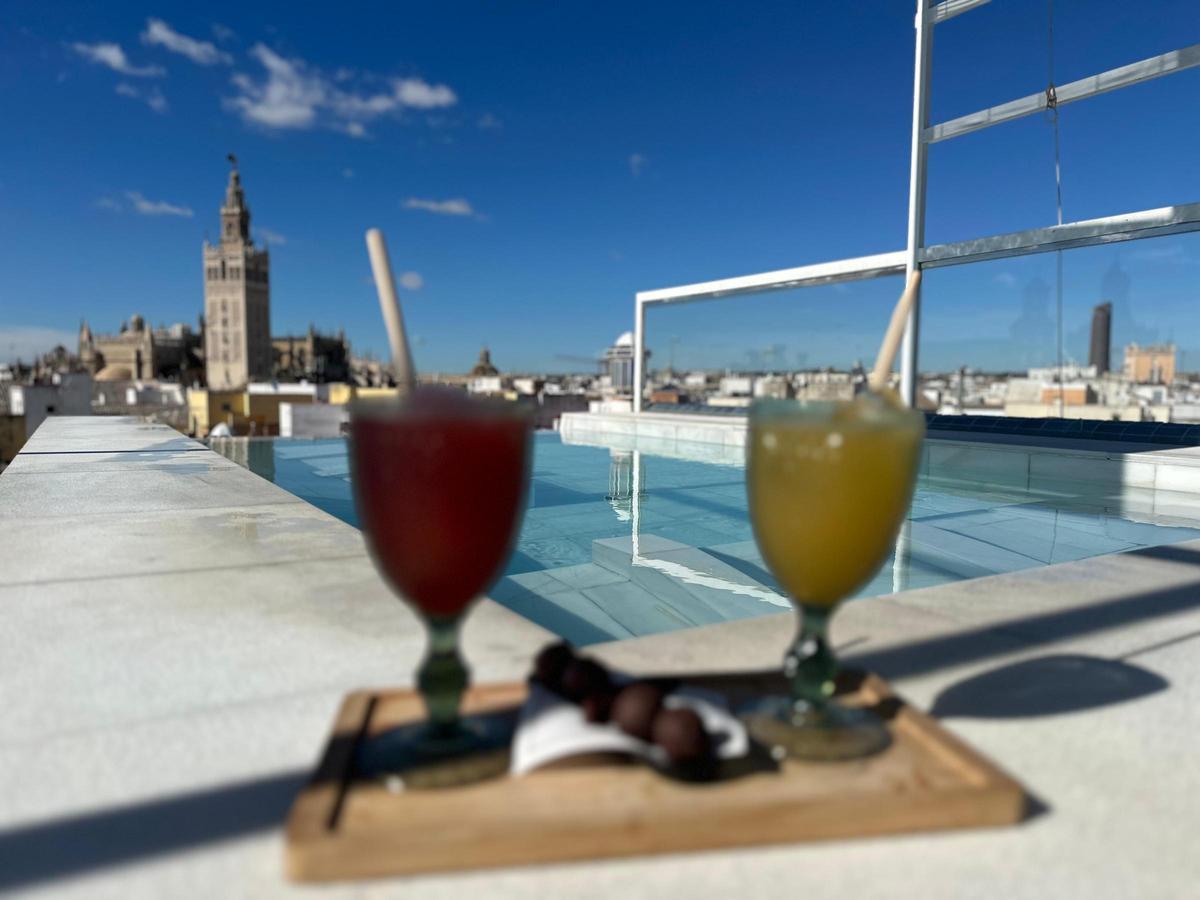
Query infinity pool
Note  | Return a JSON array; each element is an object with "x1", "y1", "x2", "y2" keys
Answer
[{"x1": 213, "y1": 432, "x2": 1200, "y2": 644}]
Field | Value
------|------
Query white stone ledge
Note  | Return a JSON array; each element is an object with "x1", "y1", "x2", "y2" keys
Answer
[
  {"x1": 561, "y1": 411, "x2": 1200, "y2": 496},
  {"x1": 0, "y1": 417, "x2": 554, "y2": 897}
]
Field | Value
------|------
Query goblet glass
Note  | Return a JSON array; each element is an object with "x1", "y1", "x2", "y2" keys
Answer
[
  {"x1": 348, "y1": 387, "x2": 532, "y2": 784},
  {"x1": 743, "y1": 394, "x2": 924, "y2": 760}
]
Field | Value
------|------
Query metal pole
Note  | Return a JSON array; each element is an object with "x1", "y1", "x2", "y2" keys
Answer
[
  {"x1": 631, "y1": 449, "x2": 642, "y2": 558},
  {"x1": 892, "y1": 519, "x2": 913, "y2": 593},
  {"x1": 901, "y1": 0, "x2": 934, "y2": 407},
  {"x1": 632, "y1": 296, "x2": 646, "y2": 413}
]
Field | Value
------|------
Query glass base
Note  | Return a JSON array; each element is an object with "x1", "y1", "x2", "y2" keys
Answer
[
  {"x1": 741, "y1": 696, "x2": 891, "y2": 762},
  {"x1": 355, "y1": 710, "x2": 516, "y2": 790}
]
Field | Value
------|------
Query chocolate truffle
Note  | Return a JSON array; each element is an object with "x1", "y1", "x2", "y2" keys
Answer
[
  {"x1": 611, "y1": 682, "x2": 665, "y2": 741},
  {"x1": 581, "y1": 689, "x2": 617, "y2": 723},
  {"x1": 560, "y1": 658, "x2": 611, "y2": 702},
  {"x1": 651, "y1": 707, "x2": 711, "y2": 764},
  {"x1": 532, "y1": 641, "x2": 575, "y2": 692}
]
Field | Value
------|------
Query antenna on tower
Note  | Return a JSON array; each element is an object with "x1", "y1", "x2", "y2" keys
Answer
[{"x1": 227, "y1": 152, "x2": 238, "y2": 170}]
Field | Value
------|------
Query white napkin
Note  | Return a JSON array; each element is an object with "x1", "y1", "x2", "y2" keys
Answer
[{"x1": 510, "y1": 679, "x2": 749, "y2": 776}]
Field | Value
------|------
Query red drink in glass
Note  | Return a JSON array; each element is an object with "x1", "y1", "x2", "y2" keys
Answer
[
  {"x1": 352, "y1": 404, "x2": 530, "y2": 618},
  {"x1": 348, "y1": 387, "x2": 533, "y2": 784}
]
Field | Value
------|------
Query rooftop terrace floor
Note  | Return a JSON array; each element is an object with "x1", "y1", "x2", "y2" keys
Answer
[{"x1": 1, "y1": 417, "x2": 1198, "y2": 897}]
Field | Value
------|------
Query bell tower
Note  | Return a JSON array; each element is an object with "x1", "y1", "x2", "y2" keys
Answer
[
  {"x1": 203, "y1": 155, "x2": 272, "y2": 390},
  {"x1": 220, "y1": 157, "x2": 251, "y2": 244}
]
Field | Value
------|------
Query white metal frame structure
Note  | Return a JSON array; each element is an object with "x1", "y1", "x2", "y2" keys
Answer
[{"x1": 631, "y1": 2, "x2": 1200, "y2": 412}]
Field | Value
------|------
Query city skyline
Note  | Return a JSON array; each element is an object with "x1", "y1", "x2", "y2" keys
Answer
[{"x1": 2, "y1": 2, "x2": 1199, "y2": 372}]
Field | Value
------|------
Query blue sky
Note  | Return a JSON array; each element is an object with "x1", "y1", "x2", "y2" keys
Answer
[{"x1": 1, "y1": 0, "x2": 1197, "y2": 373}]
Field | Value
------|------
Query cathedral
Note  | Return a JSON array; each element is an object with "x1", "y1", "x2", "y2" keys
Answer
[{"x1": 203, "y1": 157, "x2": 272, "y2": 389}]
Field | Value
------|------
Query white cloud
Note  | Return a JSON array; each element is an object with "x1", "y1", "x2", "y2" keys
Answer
[
  {"x1": 94, "y1": 196, "x2": 122, "y2": 211},
  {"x1": 399, "y1": 271, "x2": 424, "y2": 290},
  {"x1": 224, "y1": 44, "x2": 457, "y2": 136},
  {"x1": 993, "y1": 272, "x2": 1018, "y2": 287},
  {"x1": 124, "y1": 191, "x2": 193, "y2": 217},
  {"x1": 403, "y1": 197, "x2": 478, "y2": 217},
  {"x1": 225, "y1": 45, "x2": 321, "y2": 128},
  {"x1": 142, "y1": 18, "x2": 232, "y2": 65},
  {"x1": 629, "y1": 152, "x2": 647, "y2": 177},
  {"x1": 115, "y1": 82, "x2": 168, "y2": 113},
  {"x1": 477, "y1": 112, "x2": 503, "y2": 130},
  {"x1": 394, "y1": 78, "x2": 456, "y2": 109},
  {"x1": 341, "y1": 167, "x2": 354, "y2": 179},
  {"x1": 0, "y1": 327, "x2": 79, "y2": 365},
  {"x1": 257, "y1": 227, "x2": 286, "y2": 245},
  {"x1": 212, "y1": 23, "x2": 236, "y2": 43},
  {"x1": 71, "y1": 41, "x2": 164, "y2": 77}
]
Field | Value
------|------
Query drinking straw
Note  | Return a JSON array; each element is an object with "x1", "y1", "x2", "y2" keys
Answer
[
  {"x1": 868, "y1": 270, "x2": 922, "y2": 393},
  {"x1": 365, "y1": 228, "x2": 417, "y2": 392}
]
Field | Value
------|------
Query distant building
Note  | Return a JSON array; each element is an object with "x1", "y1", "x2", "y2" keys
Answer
[
  {"x1": 79, "y1": 316, "x2": 202, "y2": 383},
  {"x1": 27, "y1": 343, "x2": 81, "y2": 382},
  {"x1": 187, "y1": 383, "x2": 319, "y2": 437},
  {"x1": 204, "y1": 158, "x2": 271, "y2": 390},
  {"x1": 349, "y1": 356, "x2": 395, "y2": 387},
  {"x1": 468, "y1": 347, "x2": 507, "y2": 394},
  {"x1": 1124, "y1": 343, "x2": 1176, "y2": 384},
  {"x1": 794, "y1": 370, "x2": 855, "y2": 402},
  {"x1": 753, "y1": 375, "x2": 794, "y2": 400},
  {"x1": 1039, "y1": 384, "x2": 1097, "y2": 406},
  {"x1": 1, "y1": 374, "x2": 93, "y2": 467},
  {"x1": 602, "y1": 332, "x2": 641, "y2": 393},
  {"x1": 719, "y1": 375, "x2": 754, "y2": 397},
  {"x1": 1027, "y1": 363, "x2": 1098, "y2": 382},
  {"x1": 272, "y1": 326, "x2": 351, "y2": 383},
  {"x1": 511, "y1": 376, "x2": 543, "y2": 396},
  {"x1": 649, "y1": 385, "x2": 686, "y2": 405},
  {"x1": 92, "y1": 380, "x2": 189, "y2": 431},
  {"x1": 1089, "y1": 303, "x2": 1112, "y2": 374},
  {"x1": 470, "y1": 347, "x2": 500, "y2": 377}
]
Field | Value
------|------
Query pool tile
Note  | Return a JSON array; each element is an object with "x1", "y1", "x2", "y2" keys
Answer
[{"x1": 544, "y1": 563, "x2": 629, "y2": 591}]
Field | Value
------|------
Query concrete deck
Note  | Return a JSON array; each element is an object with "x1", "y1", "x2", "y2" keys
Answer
[{"x1": 2, "y1": 417, "x2": 1198, "y2": 898}]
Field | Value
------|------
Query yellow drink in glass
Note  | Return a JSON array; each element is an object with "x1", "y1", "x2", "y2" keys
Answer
[
  {"x1": 749, "y1": 399, "x2": 924, "y2": 607},
  {"x1": 744, "y1": 393, "x2": 924, "y2": 760}
]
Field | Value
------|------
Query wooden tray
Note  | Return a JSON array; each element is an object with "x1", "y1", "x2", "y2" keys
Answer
[{"x1": 286, "y1": 671, "x2": 1026, "y2": 882}]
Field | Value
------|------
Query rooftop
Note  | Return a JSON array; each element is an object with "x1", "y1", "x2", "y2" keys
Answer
[{"x1": 2, "y1": 416, "x2": 1199, "y2": 895}]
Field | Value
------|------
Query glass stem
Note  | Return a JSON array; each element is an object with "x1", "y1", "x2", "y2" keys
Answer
[
  {"x1": 785, "y1": 605, "x2": 837, "y2": 715},
  {"x1": 418, "y1": 615, "x2": 468, "y2": 735}
]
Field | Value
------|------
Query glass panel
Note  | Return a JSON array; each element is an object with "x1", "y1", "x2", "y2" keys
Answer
[
  {"x1": 919, "y1": 254, "x2": 1058, "y2": 414},
  {"x1": 926, "y1": 0, "x2": 1200, "y2": 245},
  {"x1": 919, "y1": 232, "x2": 1200, "y2": 421},
  {"x1": 1054, "y1": 67, "x2": 1200, "y2": 222},
  {"x1": 926, "y1": 114, "x2": 1064, "y2": 245},
  {"x1": 931, "y1": 0, "x2": 1198, "y2": 126},
  {"x1": 642, "y1": 275, "x2": 905, "y2": 407}
]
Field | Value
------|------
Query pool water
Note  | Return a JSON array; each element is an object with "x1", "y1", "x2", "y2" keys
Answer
[{"x1": 213, "y1": 433, "x2": 1200, "y2": 645}]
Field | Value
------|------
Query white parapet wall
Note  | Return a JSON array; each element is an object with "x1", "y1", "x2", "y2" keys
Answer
[
  {"x1": 560, "y1": 410, "x2": 1200, "y2": 502},
  {"x1": 561, "y1": 410, "x2": 747, "y2": 452}
]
